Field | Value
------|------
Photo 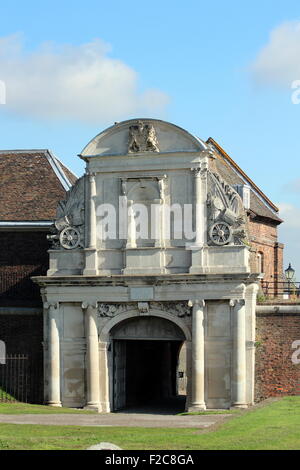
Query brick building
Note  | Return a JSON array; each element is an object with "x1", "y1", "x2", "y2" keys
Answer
[
  {"x1": 0, "y1": 150, "x2": 76, "y2": 402},
  {"x1": 207, "y1": 138, "x2": 284, "y2": 291},
  {"x1": 0, "y1": 131, "x2": 292, "y2": 406}
]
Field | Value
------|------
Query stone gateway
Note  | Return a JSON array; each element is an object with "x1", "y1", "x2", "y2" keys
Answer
[{"x1": 33, "y1": 119, "x2": 260, "y2": 412}]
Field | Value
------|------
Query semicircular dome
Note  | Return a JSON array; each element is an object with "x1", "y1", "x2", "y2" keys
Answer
[{"x1": 80, "y1": 118, "x2": 207, "y2": 157}]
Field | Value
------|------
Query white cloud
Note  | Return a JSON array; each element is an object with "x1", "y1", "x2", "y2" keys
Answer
[
  {"x1": 251, "y1": 21, "x2": 300, "y2": 88},
  {"x1": 283, "y1": 178, "x2": 300, "y2": 193},
  {"x1": 278, "y1": 203, "x2": 300, "y2": 278},
  {"x1": 0, "y1": 35, "x2": 169, "y2": 123}
]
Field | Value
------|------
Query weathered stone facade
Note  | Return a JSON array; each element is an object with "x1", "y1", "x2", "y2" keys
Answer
[
  {"x1": 1, "y1": 127, "x2": 294, "y2": 410},
  {"x1": 33, "y1": 119, "x2": 261, "y2": 411}
]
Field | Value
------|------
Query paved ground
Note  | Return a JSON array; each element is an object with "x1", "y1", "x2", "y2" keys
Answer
[{"x1": 0, "y1": 412, "x2": 230, "y2": 428}]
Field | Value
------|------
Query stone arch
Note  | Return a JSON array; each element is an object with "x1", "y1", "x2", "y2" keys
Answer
[
  {"x1": 99, "y1": 308, "x2": 191, "y2": 342},
  {"x1": 103, "y1": 307, "x2": 191, "y2": 411}
]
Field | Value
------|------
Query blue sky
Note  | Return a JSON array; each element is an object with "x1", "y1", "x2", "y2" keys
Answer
[{"x1": 0, "y1": 0, "x2": 300, "y2": 277}]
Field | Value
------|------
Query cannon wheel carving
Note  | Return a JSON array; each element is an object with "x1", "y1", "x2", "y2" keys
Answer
[
  {"x1": 209, "y1": 222, "x2": 232, "y2": 246},
  {"x1": 59, "y1": 227, "x2": 80, "y2": 250}
]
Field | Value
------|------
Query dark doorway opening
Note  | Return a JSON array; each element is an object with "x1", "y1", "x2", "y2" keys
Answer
[{"x1": 113, "y1": 339, "x2": 185, "y2": 413}]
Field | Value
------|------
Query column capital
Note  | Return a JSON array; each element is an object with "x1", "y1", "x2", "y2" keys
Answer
[
  {"x1": 81, "y1": 301, "x2": 98, "y2": 310},
  {"x1": 44, "y1": 301, "x2": 59, "y2": 311},
  {"x1": 200, "y1": 160, "x2": 208, "y2": 177},
  {"x1": 229, "y1": 299, "x2": 246, "y2": 307},
  {"x1": 188, "y1": 299, "x2": 205, "y2": 308},
  {"x1": 191, "y1": 166, "x2": 201, "y2": 177}
]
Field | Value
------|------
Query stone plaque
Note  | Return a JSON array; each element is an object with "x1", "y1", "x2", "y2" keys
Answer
[{"x1": 130, "y1": 287, "x2": 154, "y2": 301}]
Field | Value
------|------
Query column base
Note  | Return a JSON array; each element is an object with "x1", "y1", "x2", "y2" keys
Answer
[
  {"x1": 83, "y1": 248, "x2": 98, "y2": 275},
  {"x1": 84, "y1": 403, "x2": 101, "y2": 412},
  {"x1": 187, "y1": 403, "x2": 206, "y2": 412},
  {"x1": 230, "y1": 403, "x2": 248, "y2": 409},
  {"x1": 100, "y1": 401, "x2": 110, "y2": 413},
  {"x1": 47, "y1": 402, "x2": 62, "y2": 407},
  {"x1": 83, "y1": 269, "x2": 98, "y2": 275}
]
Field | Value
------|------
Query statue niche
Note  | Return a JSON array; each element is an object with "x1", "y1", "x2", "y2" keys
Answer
[{"x1": 126, "y1": 179, "x2": 161, "y2": 248}]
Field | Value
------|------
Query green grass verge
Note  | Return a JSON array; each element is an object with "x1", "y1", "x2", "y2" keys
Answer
[
  {"x1": 0, "y1": 396, "x2": 299, "y2": 449},
  {"x1": 0, "y1": 402, "x2": 97, "y2": 415},
  {"x1": 0, "y1": 388, "x2": 15, "y2": 401}
]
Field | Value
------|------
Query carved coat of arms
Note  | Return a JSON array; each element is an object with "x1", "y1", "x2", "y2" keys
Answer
[{"x1": 128, "y1": 121, "x2": 159, "y2": 153}]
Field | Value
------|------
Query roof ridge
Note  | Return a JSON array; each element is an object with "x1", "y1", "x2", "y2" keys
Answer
[
  {"x1": 0, "y1": 149, "x2": 50, "y2": 154},
  {"x1": 207, "y1": 137, "x2": 279, "y2": 213},
  {"x1": 46, "y1": 150, "x2": 78, "y2": 190}
]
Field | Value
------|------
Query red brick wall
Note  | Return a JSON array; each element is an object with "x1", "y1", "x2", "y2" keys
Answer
[
  {"x1": 0, "y1": 231, "x2": 49, "y2": 307},
  {"x1": 248, "y1": 217, "x2": 284, "y2": 288},
  {"x1": 255, "y1": 313, "x2": 300, "y2": 400}
]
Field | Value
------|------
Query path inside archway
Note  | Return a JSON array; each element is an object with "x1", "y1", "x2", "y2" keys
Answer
[{"x1": 113, "y1": 339, "x2": 186, "y2": 413}]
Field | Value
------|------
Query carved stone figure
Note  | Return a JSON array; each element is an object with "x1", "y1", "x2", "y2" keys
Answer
[
  {"x1": 207, "y1": 171, "x2": 249, "y2": 246},
  {"x1": 47, "y1": 176, "x2": 85, "y2": 250},
  {"x1": 128, "y1": 121, "x2": 159, "y2": 153},
  {"x1": 150, "y1": 302, "x2": 191, "y2": 317},
  {"x1": 97, "y1": 303, "x2": 136, "y2": 317}
]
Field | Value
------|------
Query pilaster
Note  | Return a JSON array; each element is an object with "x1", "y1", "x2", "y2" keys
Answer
[{"x1": 231, "y1": 298, "x2": 248, "y2": 408}]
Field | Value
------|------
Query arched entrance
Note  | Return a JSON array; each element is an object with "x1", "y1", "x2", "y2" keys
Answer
[{"x1": 110, "y1": 315, "x2": 186, "y2": 412}]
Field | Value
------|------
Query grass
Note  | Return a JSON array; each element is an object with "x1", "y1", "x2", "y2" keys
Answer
[
  {"x1": 0, "y1": 396, "x2": 299, "y2": 449},
  {"x1": 0, "y1": 388, "x2": 15, "y2": 402},
  {"x1": 0, "y1": 402, "x2": 97, "y2": 415}
]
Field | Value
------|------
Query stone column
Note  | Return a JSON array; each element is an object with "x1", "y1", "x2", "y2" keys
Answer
[
  {"x1": 126, "y1": 200, "x2": 136, "y2": 248},
  {"x1": 155, "y1": 176, "x2": 166, "y2": 248},
  {"x1": 193, "y1": 167, "x2": 203, "y2": 247},
  {"x1": 245, "y1": 283, "x2": 259, "y2": 406},
  {"x1": 188, "y1": 299, "x2": 206, "y2": 411},
  {"x1": 119, "y1": 178, "x2": 128, "y2": 243},
  {"x1": 45, "y1": 302, "x2": 62, "y2": 407},
  {"x1": 231, "y1": 299, "x2": 248, "y2": 408},
  {"x1": 189, "y1": 159, "x2": 208, "y2": 273},
  {"x1": 87, "y1": 172, "x2": 97, "y2": 248},
  {"x1": 82, "y1": 302, "x2": 100, "y2": 411},
  {"x1": 192, "y1": 160, "x2": 208, "y2": 247},
  {"x1": 84, "y1": 172, "x2": 98, "y2": 275}
]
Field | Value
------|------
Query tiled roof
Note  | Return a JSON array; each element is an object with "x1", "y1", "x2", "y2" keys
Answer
[
  {"x1": 0, "y1": 150, "x2": 77, "y2": 222},
  {"x1": 207, "y1": 138, "x2": 282, "y2": 224}
]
